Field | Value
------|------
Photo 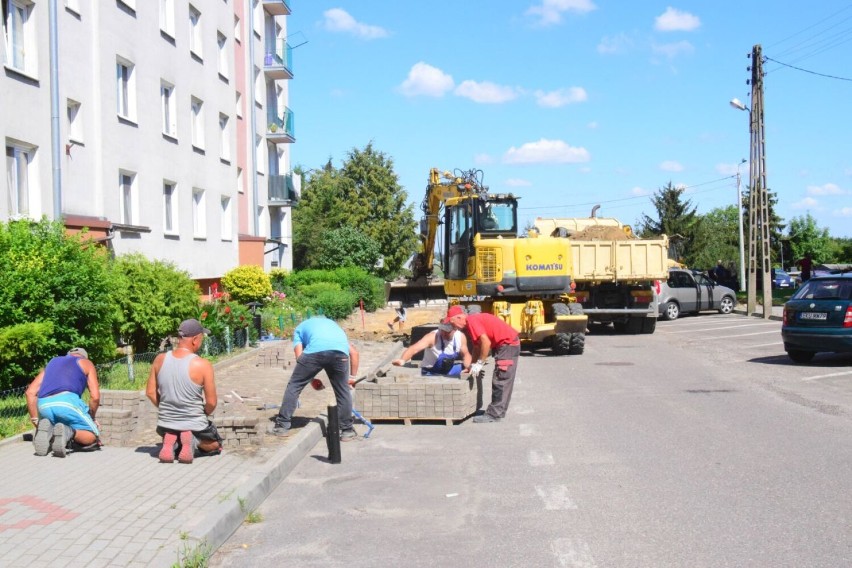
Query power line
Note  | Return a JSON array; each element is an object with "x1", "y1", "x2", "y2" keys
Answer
[{"x1": 764, "y1": 55, "x2": 852, "y2": 81}]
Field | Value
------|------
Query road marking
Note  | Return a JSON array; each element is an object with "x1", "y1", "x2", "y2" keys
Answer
[
  {"x1": 664, "y1": 322, "x2": 774, "y2": 334},
  {"x1": 528, "y1": 449, "x2": 555, "y2": 466},
  {"x1": 748, "y1": 341, "x2": 784, "y2": 348},
  {"x1": 801, "y1": 370, "x2": 852, "y2": 382},
  {"x1": 551, "y1": 538, "x2": 598, "y2": 568},
  {"x1": 535, "y1": 485, "x2": 577, "y2": 510},
  {"x1": 513, "y1": 405, "x2": 535, "y2": 415},
  {"x1": 700, "y1": 330, "x2": 780, "y2": 340},
  {"x1": 519, "y1": 424, "x2": 539, "y2": 437}
]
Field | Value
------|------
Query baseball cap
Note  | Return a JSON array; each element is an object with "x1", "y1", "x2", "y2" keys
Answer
[
  {"x1": 443, "y1": 305, "x2": 465, "y2": 323},
  {"x1": 178, "y1": 318, "x2": 211, "y2": 337},
  {"x1": 68, "y1": 347, "x2": 89, "y2": 359}
]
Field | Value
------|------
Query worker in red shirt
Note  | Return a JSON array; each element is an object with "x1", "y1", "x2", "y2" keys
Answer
[{"x1": 445, "y1": 305, "x2": 521, "y2": 423}]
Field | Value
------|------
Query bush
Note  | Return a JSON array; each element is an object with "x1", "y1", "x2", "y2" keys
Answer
[
  {"x1": 0, "y1": 219, "x2": 117, "y2": 389},
  {"x1": 221, "y1": 265, "x2": 273, "y2": 305},
  {"x1": 315, "y1": 226, "x2": 381, "y2": 273},
  {"x1": 112, "y1": 254, "x2": 201, "y2": 352},
  {"x1": 0, "y1": 322, "x2": 54, "y2": 391},
  {"x1": 310, "y1": 289, "x2": 358, "y2": 320},
  {"x1": 271, "y1": 267, "x2": 384, "y2": 312},
  {"x1": 198, "y1": 299, "x2": 252, "y2": 342}
]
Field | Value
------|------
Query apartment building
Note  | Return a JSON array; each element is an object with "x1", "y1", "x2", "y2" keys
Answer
[{"x1": 1, "y1": 0, "x2": 296, "y2": 286}]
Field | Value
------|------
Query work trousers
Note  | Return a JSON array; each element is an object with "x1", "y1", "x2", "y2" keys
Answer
[
  {"x1": 484, "y1": 343, "x2": 521, "y2": 419},
  {"x1": 275, "y1": 350, "x2": 354, "y2": 430}
]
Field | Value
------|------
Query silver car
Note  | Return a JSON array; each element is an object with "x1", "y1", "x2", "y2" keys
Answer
[{"x1": 657, "y1": 269, "x2": 737, "y2": 321}]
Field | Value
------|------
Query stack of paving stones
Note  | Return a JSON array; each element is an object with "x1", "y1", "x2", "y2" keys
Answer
[
  {"x1": 97, "y1": 390, "x2": 143, "y2": 446},
  {"x1": 355, "y1": 369, "x2": 479, "y2": 422},
  {"x1": 213, "y1": 415, "x2": 261, "y2": 448}
]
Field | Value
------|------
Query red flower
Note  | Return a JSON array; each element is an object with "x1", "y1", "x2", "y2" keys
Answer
[
  {"x1": 224, "y1": 306, "x2": 231, "y2": 314},
  {"x1": 201, "y1": 311, "x2": 208, "y2": 320}
]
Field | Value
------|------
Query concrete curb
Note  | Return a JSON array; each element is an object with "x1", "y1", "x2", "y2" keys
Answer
[
  {"x1": 733, "y1": 308, "x2": 783, "y2": 321},
  {"x1": 185, "y1": 421, "x2": 324, "y2": 553}
]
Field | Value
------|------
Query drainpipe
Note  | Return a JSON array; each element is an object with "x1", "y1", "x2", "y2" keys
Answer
[
  {"x1": 247, "y1": 0, "x2": 260, "y2": 236},
  {"x1": 49, "y1": 0, "x2": 62, "y2": 220}
]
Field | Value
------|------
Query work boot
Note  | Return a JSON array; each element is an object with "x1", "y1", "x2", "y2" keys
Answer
[
  {"x1": 33, "y1": 418, "x2": 53, "y2": 456},
  {"x1": 52, "y1": 423, "x2": 69, "y2": 458},
  {"x1": 472, "y1": 413, "x2": 501, "y2": 423},
  {"x1": 340, "y1": 428, "x2": 357, "y2": 441}
]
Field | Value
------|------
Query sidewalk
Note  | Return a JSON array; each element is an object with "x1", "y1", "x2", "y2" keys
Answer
[
  {"x1": 733, "y1": 303, "x2": 784, "y2": 321},
  {"x1": 0, "y1": 339, "x2": 400, "y2": 568}
]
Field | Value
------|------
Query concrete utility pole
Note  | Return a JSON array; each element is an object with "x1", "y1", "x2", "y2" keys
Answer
[{"x1": 746, "y1": 44, "x2": 773, "y2": 319}]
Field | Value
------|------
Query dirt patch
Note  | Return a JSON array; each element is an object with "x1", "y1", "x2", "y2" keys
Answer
[
  {"x1": 571, "y1": 225, "x2": 635, "y2": 240},
  {"x1": 338, "y1": 306, "x2": 449, "y2": 342}
]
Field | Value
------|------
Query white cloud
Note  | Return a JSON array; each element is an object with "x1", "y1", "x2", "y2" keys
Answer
[
  {"x1": 587, "y1": 121, "x2": 598, "y2": 129},
  {"x1": 503, "y1": 138, "x2": 590, "y2": 164},
  {"x1": 791, "y1": 197, "x2": 820, "y2": 210},
  {"x1": 597, "y1": 33, "x2": 633, "y2": 55},
  {"x1": 454, "y1": 80, "x2": 519, "y2": 104},
  {"x1": 398, "y1": 62, "x2": 454, "y2": 97},
  {"x1": 534, "y1": 87, "x2": 588, "y2": 108},
  {"x1": 654, "y1": 7, "x2": 701, "y2": 32},
  {"x1": 631, "y1": 186, "x2": 650, "y2": 196},
  {"x1": 716, "y1": 161, "x2": 748, "y2": 176},
  {"x1": 659, "y1": 160, "x2": 684, "y2": 172},
  {"x1": 526, "y1": 0, "x2": 597, "y2": 27},
  {"x1": 322, "y1": 8, "x2": 389, "y2": 39},
  {"x1": 505, "y1": 178, "x2": 532, "y2": 187},
  {"x1": 474, "y1": 153, "x2": 494, "y2": 165},
  {"x1": 652, "y1": 40, "x2": 694, "y2": 59},
  {"x1": 835, "y1": 207, "x2": 852, "y2": 217},
  {"x1": 806, "y1": 183, "x2": 845, "y2": 196}
]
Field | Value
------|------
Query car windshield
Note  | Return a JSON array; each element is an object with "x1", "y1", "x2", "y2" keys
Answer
[
  {"x1": 775, "y1": 269, "x2": 789, "y2": 277},
  {"x1": 792, "y1": 279, "x2": 852, "y2": 301}
]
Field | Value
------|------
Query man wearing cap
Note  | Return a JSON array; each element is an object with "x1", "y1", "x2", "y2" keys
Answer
[
  {"x1": 391, "y1": 322, "x2": 472, "y2": 377},
  {"x1": 445, "y1": 305, "x2": 521, "y2": 423},
  {"x1": 269, "y1": 315, "x2": 360, "y2": 440},
  {"x1": 146, "y1": 318, "x2": 222, "y2": 464},
  {"x1": 26, "y1": 347, "x2": 101, "y2": 457}
]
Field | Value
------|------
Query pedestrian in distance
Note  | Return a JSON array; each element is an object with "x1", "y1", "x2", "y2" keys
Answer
[
  {"x1": 387, "y1": 306, "x2": 407, "y2": 331},
  {"x1": 796, "y1": 253, "x2": 813, "y2": 283},
  {"x1": 146, "y1": 319, "x2": 223, "y2": 464},
  {"x1": 26, "y1": 347, "x2": 102, "y2": 457},
  {"x1": 445, "y1": 305, "x2": 521, "y2": 423},
  {"x1": 269, "y1": 315, "x2": 360, "y2": 441},
  {"x1": 392, "y1": 322, "x2": 472, "y2": 376}
]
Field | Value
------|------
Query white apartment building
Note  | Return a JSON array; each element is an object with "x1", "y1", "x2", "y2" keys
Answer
[{"x1": 1, "y1": 0, "x2": 296, "y2": 287}]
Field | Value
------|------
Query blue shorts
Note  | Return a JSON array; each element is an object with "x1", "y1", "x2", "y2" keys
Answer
[{"x1": 38, "y1": 392, "x2": 100, "y2": 436}]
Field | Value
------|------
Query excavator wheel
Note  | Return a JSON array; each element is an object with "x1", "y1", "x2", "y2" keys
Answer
[
  {"x1": 552, "y1": 302, "x2": 570, "y2": 317},
  {"x1": 553, "y1": 332, "x2": 572, "y2": 355},
  {"x1": 568, "y1": 332, "x2": 585, "y2": 355}
]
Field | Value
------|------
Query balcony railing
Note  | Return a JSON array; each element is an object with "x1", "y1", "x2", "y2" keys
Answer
[
  {"x1": 266, "y1": 106, "x2": 295, "y2": 142},
  {"x1": 262, "y1": 0, "x2": 291, "y2": 16},
  {"x1": 269, "y1": 174, "x2": 297, "y2": 205},
  {"x1": 263, "y1": 39, "x2": 293, "y2": 80}
]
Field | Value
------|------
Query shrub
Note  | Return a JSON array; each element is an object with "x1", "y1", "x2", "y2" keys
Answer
[
  {"x1": 315, "y1": 226, "x2": 381, "y2": 273},
  {"x1": 310, "y1": 289, "x2": 358, "y2": 320},
  {"x1": 221, "y1": 265, "x2": 273, "y2": 305},
  {"x1": 0, "y1": 322, "x2": 54, "y2": 391},
  {"x1": 271, "y1": 267, "x2": 384, "y2": 312},
  {"x1": 112, "y1": 254, "x2": 201, "y2": 352}
]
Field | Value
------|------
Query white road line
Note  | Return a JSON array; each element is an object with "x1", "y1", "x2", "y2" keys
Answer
[
  {"x1": 535, "y1": 485, "x2": 578, "y2": 510},
  {"x1": 801, "y1": 370, "x2": 852, "y2": 382},
  {"x1": 519, "y1": 424, "x2": 540, "y2": 437},
  {"x1": 551, "y1": 538, "x2": 598, "y2": 568},
  {"x1": 528, "y1": 449, "x2": 555, "y2": 466},
  {"x1": 748, "y1": 341, "x2": 784, "y2": 348},
  {"x1": 664, "y1": 323, "x2": 775, "y2": 334},
  {"x1": 700, "y1": 330, "x2": 781, "y2": 340}
]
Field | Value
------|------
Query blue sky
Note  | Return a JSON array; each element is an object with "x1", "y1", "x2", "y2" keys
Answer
[{"x1": 287, "y1": 1, "x2": 852, "y2": 239}]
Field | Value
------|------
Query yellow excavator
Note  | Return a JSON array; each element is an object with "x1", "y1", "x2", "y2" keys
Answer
[{"x1": 407, "y1": 168, "x2": 588, "y2": 355}]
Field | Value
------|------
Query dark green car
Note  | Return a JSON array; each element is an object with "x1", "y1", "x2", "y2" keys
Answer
[{"x1": 781, "y1": 274, "x2": 852, "y2": 363}]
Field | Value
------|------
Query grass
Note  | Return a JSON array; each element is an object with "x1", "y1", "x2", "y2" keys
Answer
[
  {"x1": 238, "y1": 496, "x2": 264, "y2": 524},
  {"x1": 172, "y1": 539, "x2": 211, "y2": 568},
  {"x1": 0, "y1": 391, "x2": 30, "y2": 439},
  {"x1": 735, "y1": 288, "x2": 796, "y2": 307}
]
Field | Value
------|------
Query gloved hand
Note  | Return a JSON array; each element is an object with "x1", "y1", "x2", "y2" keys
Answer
[{"x1": 469, "y1": 362, "x2": 483, "y2": 376}]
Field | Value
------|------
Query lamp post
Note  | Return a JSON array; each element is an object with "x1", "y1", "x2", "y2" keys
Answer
[{"x1": 734, "y1": 158, "x2": 747, "y2": 291}]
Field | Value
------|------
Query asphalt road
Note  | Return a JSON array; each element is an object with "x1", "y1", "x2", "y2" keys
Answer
[{"x1": 211, "y1": 313, "x2": 852, "y2": 568}]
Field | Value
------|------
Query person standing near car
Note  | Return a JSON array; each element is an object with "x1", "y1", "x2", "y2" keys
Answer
[{"x1": 796, "y1": 253, "x2": 813, "y2": 283}]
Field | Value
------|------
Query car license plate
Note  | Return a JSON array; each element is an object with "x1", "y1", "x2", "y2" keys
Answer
[{"x1": 799, "y1": 312, "x2": 827, "y2": 321}]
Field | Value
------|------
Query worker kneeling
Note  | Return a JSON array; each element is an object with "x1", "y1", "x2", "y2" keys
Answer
[{"x1": 392, "y1": 322, "x2": 472, "y2": 376}]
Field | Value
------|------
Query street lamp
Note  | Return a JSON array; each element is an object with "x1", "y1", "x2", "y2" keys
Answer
[
  {"x1": 729, "y1": 98, "x2": 748, "y2": 111},
  {"x1": 735, "y1": 158, "x2": 747, "y2": 291}
]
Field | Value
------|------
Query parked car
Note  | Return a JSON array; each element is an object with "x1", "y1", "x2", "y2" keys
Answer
[
  {"x1": 657, "y1": 269, "x2": 737, "y2": 321},
  {"x1": 781, "y1": 273, "x2": 852, "y2": 363},
  {"x1": 772, "y1": 268, "x2": 794, "y2": 289}
]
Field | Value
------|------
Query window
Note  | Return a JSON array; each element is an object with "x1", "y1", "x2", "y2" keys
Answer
[
  {"x1": 233, "y1": 15, "x2": 240, "y2": 42},
  {"x1": 189, "y1": 5, "x2": 201, "y2": 58},
  {"x1": 163, "y1": 181, "x2": 177, "y2": 233},
  {"x1": 116, "y1": 58, "x2": 136, "y2": 121},
  {"x1": 67, "y1": 99, "x2": 83, "y2": 144},
  {"x1": 192, "y1": 188, "x2": 206, "y2": 238},
  {"x1": 4, "y1": 0, "x2": 35, "y2": 74},
  {"x1": 160, "y1": 81, "x2": 176, "y2": 137},
  {"x1": 219, "y1": 113, "x2": 230, "y2": 162},
  {"x1": 5, "y1": 142, "x2": 33, "y2": 217},
  {"x1": 220, "y1": 196, "x2": 232, "y2": 240},
  {"x1": 119, "y1": 171, "x2": 137, "y2": 225},
  {"x1": 217, "y1": 32, "x2": 228, "y2": 78},
  {"x1": 190, "y1": 96, "x2": 204, "y2": 149},
  {"x1": 159, "y1": 0, "x2": 174, "y2": 37}
]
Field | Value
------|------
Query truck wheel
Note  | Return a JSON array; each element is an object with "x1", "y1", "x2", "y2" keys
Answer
[
  {"x1": 553, "y1": 332, "x2": 572, "y2": 355},
  {"x1": 660, "y1": 301, "x2": 680, "y2": 321},
  {"x1": 613, "y1": 321, "x2": 627, "y2": 333},
  {"x1": 718, "y1": 296, "x2": 734, "y2": 314},
  {"x1": 552, "y1": 302, "x2": 569, "y2": 317},
  {"x1": 626, "y1": 317, "x2": 643, "y2": 334},
  {"x1": 641, "y1": 317, "x2": 657, "y2": 334},
  {"x1": 786, "y1": 349, "x2": 815, "y2": 363},
  {"x1": 568, "y1": 332, "x2": 585, "y2": 355},
  {"x1": 569, "y1": 302, "x2": 583, "y2": 315}
]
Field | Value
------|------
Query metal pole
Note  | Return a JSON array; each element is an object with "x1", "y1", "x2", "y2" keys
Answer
[
  {"x1": 327, "y1": 405, "x2": 341, "y2": 464},
  {"x1": 736, "y1": 162, "x2": 746, "y2": 291}
]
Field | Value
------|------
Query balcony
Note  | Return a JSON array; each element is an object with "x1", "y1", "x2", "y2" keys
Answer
[
  {"x1": 263, "y1": 39, "x2": 293, "y2": 80},
  {"x1": 262, "y1": 0, "x2": 291, "y2": 16},
  {"x1": 266, "y1": 106, "x2": 295, "y2": 143},
  {"x1": 268, "y1": 174, "x2": 298, "y2": 205}
]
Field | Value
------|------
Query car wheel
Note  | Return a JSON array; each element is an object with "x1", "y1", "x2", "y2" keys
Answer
[
  {"x1": 718, "y1": 296, "x2": 734, "y2": 314},
  {"x1": 786, "y1": 349, "x2": 816, "y2": 363},
  {"x1": 660, "y1": 301, "x2": 679, "y2": 321}
]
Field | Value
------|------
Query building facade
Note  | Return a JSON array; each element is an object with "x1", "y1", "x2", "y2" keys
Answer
[{"x1": 1, "y1": 0, "x2": 296, "y2": 286}]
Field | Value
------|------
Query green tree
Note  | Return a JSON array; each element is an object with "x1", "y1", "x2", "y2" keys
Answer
[
  {"x1": 691, "y1": 205, "x2": 741, "y2": 270},
  {"x1": 637, "y1": 182, "x2": 702, "y2": 264},
  {"x1": 786, "y1": 213, "x2": 833, "y2": 264},
  {"x1": 294, "y1": 142, "x2": 418, "y2": 279},
  {"x1": 221, "y1": 265, "x2": 273, "y2": 304},
  {"x1": 0, "y1": 219, "x2": 117, "y2": 389},
  {"x1": 827, "y1": 237, "x2": 852, "y2": 263},
  {"x1": 112, "y1": 253, "x2": 201, "y2": 352},
  {"x1": 741, "y1": 186, "x2": 786, "y2": 264},
  {"x1": 315, "y1": 226, "x2": 381, "y2": 272}
]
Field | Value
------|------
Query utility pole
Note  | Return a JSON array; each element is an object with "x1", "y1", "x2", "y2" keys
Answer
[{"x1": 746, "y1": 44, "x2": 773, "y2": 319}]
